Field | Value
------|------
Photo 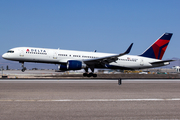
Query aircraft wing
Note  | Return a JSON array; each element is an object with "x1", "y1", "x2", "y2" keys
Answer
[{"x1": 83, "y1": 43, "x2": 133, "y2": 65}]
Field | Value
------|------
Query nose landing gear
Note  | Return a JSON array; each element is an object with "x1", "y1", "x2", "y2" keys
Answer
[{"x1": 20, "y1": 62, "x2": 26, "y2": 72}]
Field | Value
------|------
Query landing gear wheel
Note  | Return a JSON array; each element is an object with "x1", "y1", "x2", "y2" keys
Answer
[
  {"x1": 83, "y1": 73, "x2": 97, "y2": 77},
  {"x1": 83, "y1": 73, "x2": 88, "y2": 77},
  {"x1": 87, "y1": 73, "x2": 92, "y2": 77},
  {"x1": 21, "y1": 67, "x2": 26, "y2": 72},
  {"x1": 93, "y1": 74, "x2": 97, "y2": 77}
]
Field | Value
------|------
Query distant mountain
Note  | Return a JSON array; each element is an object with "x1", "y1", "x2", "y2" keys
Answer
[{"x1": 165, "y1": 57, "x2": 180, "y2": 68}]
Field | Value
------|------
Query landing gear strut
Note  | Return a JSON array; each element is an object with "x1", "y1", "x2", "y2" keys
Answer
[{"x1": 20, "y1": 62, "x2": 26, "y2": 72}]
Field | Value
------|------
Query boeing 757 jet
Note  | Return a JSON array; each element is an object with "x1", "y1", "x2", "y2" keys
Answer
[{"x1": 2, "y1": 33, "x2": 173, "y2": 77}]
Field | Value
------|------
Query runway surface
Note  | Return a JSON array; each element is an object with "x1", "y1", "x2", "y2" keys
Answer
[{"x1": 0, "y1": 79, "x2": 180, "y2": 120}]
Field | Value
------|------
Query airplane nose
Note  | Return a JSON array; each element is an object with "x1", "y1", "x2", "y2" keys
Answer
[{"x1": 2, "y1": 53, "x2": 7, "y2": 59}]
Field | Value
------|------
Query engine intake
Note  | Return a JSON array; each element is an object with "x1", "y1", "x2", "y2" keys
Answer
[{"x1": 59, "y1": 64, "x2": 68, "y2": 70}]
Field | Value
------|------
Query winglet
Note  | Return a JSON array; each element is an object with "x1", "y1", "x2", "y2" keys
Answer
[
  {"x1": 124, "y1": 43, "x2": 133, "y2": 54},
  {"x1": 118, "y1": 43, "x2": 133, "y2": 56}
]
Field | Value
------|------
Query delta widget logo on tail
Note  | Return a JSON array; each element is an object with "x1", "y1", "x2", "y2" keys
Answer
[
  {"x1": 152, "y1": 38, "x2": 170, "y2": 60},
  {"x1": 140, "y1": 33, "x2": 173, "y2": 60}
]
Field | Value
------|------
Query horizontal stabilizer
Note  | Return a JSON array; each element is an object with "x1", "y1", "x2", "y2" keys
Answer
[{"x1": 150, "y1": 59, "x2": 175, "y2": 65}]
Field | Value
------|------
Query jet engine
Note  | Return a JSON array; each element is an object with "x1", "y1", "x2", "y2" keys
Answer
[
  {"x1": 59, "y1": 64, "x2": 68, "y2": 70},
  {"x1": 59, "y1": 60, "x2": 87, "y2": 70},
  {"x1": 67, "y1": 60, "x2": 87, "y2": 70}
]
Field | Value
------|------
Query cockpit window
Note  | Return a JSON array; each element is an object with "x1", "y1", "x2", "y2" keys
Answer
[{"x1": 7, "y1": 50, "x2": 14, "y2": 53}]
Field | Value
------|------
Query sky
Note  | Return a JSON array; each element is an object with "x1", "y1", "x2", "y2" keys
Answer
[{"x1": 0, "y1": 0, "x2": 180, "y2": 60}]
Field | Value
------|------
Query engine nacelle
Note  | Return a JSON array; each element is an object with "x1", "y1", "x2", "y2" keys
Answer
[
  {"x1": 67, "y1": 60, "x2": 87, "y2": 70},
  {"x1": 59, "y1": 64, "x2": 68, "y2": 70}
]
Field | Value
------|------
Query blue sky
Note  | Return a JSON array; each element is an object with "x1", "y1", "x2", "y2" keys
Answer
[{"x1": 1, "y1": 0, "x2": 180, "y2": 60}]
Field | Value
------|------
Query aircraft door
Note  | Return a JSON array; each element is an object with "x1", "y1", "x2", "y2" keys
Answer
[
  {"x1": 19, "y1": 49, "x2": 24, "y2": 57},
  {"x1": 53, "y1": 52, "x2": 57, "y2": 59}
]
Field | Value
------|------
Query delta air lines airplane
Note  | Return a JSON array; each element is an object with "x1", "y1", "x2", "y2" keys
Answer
[{"x1": 2, "y1": 33, "x2": 173, "y2": 77}]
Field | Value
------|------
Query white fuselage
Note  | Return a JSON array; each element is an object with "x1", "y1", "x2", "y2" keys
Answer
[{"x1": 2, "y1": 47, "x2": 167, "y2": 70}]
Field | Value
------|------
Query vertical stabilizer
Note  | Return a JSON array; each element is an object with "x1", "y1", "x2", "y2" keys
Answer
[{"x1": 140, "y1": 33, "x2": 173, "y2": 60}]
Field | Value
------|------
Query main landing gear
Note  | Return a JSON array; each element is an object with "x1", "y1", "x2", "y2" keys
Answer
[
  {"x1": 83, "y1": 73, "x2": 97, "y2": 77},
  {"x1": 20, "y1": 62, "x2": 26, "y2": 72},
  {"x1": 83, "y1": 67, "x2": 97, "y2": 77}
]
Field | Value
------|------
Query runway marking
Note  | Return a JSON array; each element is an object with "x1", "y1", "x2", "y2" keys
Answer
[{"x1": 1, "y1": 98, "x2": 180, "y2": 102}]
